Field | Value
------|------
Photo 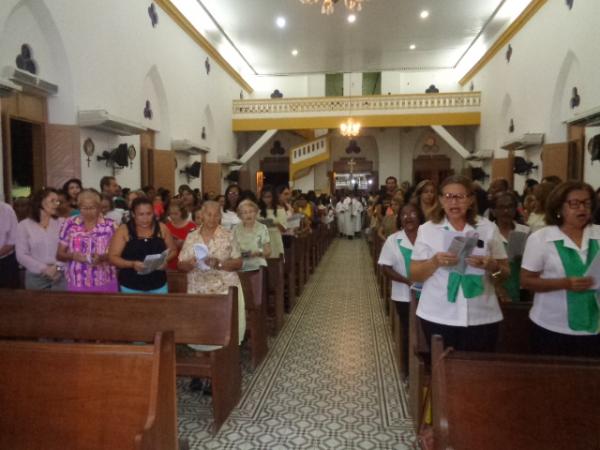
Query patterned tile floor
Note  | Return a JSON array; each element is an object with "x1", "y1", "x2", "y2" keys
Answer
[{"x1": 178, "y1": 238, "x2": 416, "y2": 449}]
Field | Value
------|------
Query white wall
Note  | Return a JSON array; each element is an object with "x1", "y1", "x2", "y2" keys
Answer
[
  {"x1": 468, "y1": 0, "x2": 600, "y2": 188},
  {"x1": 0, "y1": 0, "x2": 244, "y2": 195}
]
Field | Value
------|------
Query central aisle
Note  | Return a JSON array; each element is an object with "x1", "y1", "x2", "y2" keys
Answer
[{"x1": 179, "y1": 238, "x2": 416, "y2": 449}]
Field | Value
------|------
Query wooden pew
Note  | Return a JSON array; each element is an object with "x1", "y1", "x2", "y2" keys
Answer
[
  {"x1": 0, "y1": 288, "x2": 240, "y2": 433},
  {"x1": 283, "y1": 235, "x2": 297, "y2": 311},
  {"x1": 168, "y1": 269, "x2": 269, "y2": 369},
  {"x1": 267, "y1": 256, "x2": 285, "y2": 335},
  {"x1": 408, "y1": 297, "x2": 535, "y2": 431},
  {"x1": 431, "y1": 335, "x2": 600, "y2": 450},
  {"x1": 0, "y1": 331, "x2": 178, "y2": 450},
  {"x1": 238, "y1": 268, "x2": 269, "y2": 368},
  {"x1": 294, "y1": 236, "x2": 306, "y2": 295}
]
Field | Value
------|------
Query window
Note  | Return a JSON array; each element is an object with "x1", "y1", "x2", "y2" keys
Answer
[
  {"x1": 325, "y1": 73, "x2": 344, "y2": 97},
  {"x1": 362, "y1": 72, "x2": 381, "y2": 96}
]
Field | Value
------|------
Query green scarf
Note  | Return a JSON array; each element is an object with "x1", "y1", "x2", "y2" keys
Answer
[
  {"x1": 396, "y1": 238, "x2": 412, "y2": 278},
  {"x1": 503, "y1": 242, "x2": 521, "y2": 302},
  {"x1": 554, "y1": 239, "x2": 599, "y2": 333},
  {"x1": 397, "y1": 238, "x2": 421, "y2": 300},
  {"x1": 443, "y1": 226, "x2": 485, "y2": 302}
]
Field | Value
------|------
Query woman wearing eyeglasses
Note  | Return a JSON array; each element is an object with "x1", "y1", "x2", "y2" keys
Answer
[
  {"x1": 521, "y1": 181, "x2": 600, "y2": 357},
  {"x1": 378, "y1": 203, "x2": 425, "y2": 379},
  {"x1": 410, "y1": 175, "x2": 509, "y2": 352}
]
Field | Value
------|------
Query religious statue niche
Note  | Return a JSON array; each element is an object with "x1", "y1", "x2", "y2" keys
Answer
[
  {"x1": 15, "y1": 44, "x2": 37, "y2": 75},
  {"x1": 345, "y1": 140, "x2": 361, "y2": 154},
  {"x1": 570, "y1": 87, "x2": 580, "y2": 109},
  {"x1": 143, "y1": 100, "x2": 153, "y2": 119}
]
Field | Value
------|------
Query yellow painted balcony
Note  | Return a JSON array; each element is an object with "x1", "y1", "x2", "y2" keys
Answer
[{"x1": 232, "y1": 91, "x2": 481, "y2": 131}]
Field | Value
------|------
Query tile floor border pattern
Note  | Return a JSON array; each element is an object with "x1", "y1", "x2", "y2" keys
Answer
[{"x1": 178, "y1": 239, "x2": 417, "y2": 449}]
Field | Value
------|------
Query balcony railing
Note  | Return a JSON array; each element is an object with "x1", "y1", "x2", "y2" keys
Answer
[{"x1": 233, "y1": 91, "x2": 480, "y2": 116}]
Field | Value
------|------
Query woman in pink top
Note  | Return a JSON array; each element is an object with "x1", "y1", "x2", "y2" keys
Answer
[
  {"x1": 16, "y1": 188, "x2": 66, "y2": 290},
  {"x1": 57, "y1": 189, "x2": 118, "y2": 292}
]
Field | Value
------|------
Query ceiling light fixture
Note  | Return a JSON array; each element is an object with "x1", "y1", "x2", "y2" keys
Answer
[
  {"x1": 347, "y1": 14, "x2": 356, "y2": 23},
  {"x1": 299, "y1": 0, "x2": 367, "y2": 16},
  {"x1": 409, "y1": 44, "x2": 416, "y2": 50},
  {"x1": 420, "y1": 10, "x2": 430, "y2": 19},
  {"x1": 340, "y1": 74, "x2": 361, "y2": 137},
  {"x1": 291, "y1": 49, "x2": 299, "y2": 56},
  {"x1": 276, "y1": 16, "x2": 286, "y2": 28}
]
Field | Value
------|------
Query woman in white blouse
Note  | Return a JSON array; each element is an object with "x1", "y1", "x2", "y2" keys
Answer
[
  {"x1": 378, "y1": 203, "x2": 424, "y2": 378},
  {"x1": 521, "y1": 181, "x2": 600, "y2": 357},
  {"x1": 410, "y1": 175, "x2": 509, "y2": 352}
]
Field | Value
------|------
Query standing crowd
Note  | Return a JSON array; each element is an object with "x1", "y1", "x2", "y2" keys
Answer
[
  {"x1": 1, "y1": 173, "x2": 600, "y2": 365},
  {"x1": 371, "y1": 174, "x2": 600, "y2": 373}
]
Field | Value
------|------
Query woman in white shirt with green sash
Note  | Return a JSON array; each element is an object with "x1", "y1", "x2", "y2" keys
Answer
[
  {"x1": 521, "y1": 181, "x2": 600, "y2": 357},
  {"x1": 378, "y1": 203, "x2": 424, "y2": 380},
  {"x1": 411, "y1": 175, "x2": 509, "y2": 353}
]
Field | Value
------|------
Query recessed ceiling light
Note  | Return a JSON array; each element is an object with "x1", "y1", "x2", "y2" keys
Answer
[
  {"x1": 409, "y1": 44, "x2": 416, "y2": 50},
  {"x1": 291, "y1": 49, "x2": 299, "y2": 56},
  {"x1": 420, "y1": 10, "x2": 430, "y2": 19},
  {"x1": 347, "y1": 14, "x2": 356, "y2": 23},
  {"x1": 276, "y1": 17, "x2": 286, "y2": 28}
]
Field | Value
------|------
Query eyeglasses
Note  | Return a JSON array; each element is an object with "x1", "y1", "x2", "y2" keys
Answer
[
  {"x1": 441, "y1": 193, "x2": 470, "y2": 203},
  {"x1": 401, "y1": 211, "x2": 419, "y2": 219},
  {"x1": 80, "y1": 206, "x2": 98, "y2": 211},
  {"x1": 565, "y1": 199, "x2": 592, "y2": 210}
]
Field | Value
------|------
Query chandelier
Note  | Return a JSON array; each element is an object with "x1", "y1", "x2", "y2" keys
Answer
[
  {"x1": 299, "y1": 0, "x2": 365, "y2": 15},
  {"x1": 340, "y1": 118, "x2": 361, "y2": 137}
]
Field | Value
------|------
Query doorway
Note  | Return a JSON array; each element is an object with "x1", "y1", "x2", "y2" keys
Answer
[
  {"x1": 9, "y1": 119, "x2": 44, "y2": 198},
  {"x1": 413, "y1": 155, "x2": 453, "y2": 186}
]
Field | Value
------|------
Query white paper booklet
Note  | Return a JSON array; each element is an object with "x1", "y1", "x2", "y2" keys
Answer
[
  {"x1": 140, "y1": 250, "x2": 169, "y2": 275},
  {"x1": 443, "y1": 230, "x2": 479, "y2": 274},
  {"x1": 193, "y1": 243, "x2": 211, "y2": 271}
]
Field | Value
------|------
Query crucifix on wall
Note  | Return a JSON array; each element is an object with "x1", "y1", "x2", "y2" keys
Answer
[{"x1": 347, "y1": 158, "x2": 356, "y2": 174}]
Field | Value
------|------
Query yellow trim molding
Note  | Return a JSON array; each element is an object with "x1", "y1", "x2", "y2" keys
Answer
[
  {"x1": 233, "y1": 112, "x2": 480, "y2": 132},
  {"x1": 459, "y1": 0, "x2": 548, "y2": 86},
  {"x1": 155, "y1": 0, "x2": 254, "y2": 93}
]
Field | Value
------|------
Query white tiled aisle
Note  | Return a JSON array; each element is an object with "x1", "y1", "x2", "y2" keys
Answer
[{"x1": 178, "y1": 238, "x2": 416, "y2": 449}]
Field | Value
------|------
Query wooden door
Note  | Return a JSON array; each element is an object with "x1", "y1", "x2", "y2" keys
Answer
[
  {"x1": 1, "y1": 113, "x2": 11, "y2": 200},
  {"x1": 45, "y1": 124, "x2": 80, "y2": 189},
  {"x1": 567, "y1": 124, "x2": 585, "y2": 181},
  {"x1": 542, "y1": 142, "x2": 580, "y2": 181},
  {"x1": 202, "y1": 162, "x2": 222, "y2": 195},
  {"x1": 147, "y1": 148, "x2": 175, "y2": 194},
  {"x1": 413, "y1": 155, "x2": 452, "y2": 186},
  {"x1": 491, "y1": 153, "x2": 514, "y2": 187},
  {"x1": 140, "y1": 130, "x2": 155, "y2": 187}
]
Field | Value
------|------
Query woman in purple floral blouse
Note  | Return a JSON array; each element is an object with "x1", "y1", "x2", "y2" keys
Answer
[{"x1": 57, "y1": 189, "x2": 118, "y2": 292}]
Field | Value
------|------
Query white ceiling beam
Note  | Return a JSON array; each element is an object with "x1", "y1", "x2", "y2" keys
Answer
[
  {"x1": 239, "y1": 129, "x2": 278, "y2": 164},
  {"x1": 430, "y1": 125, "x2": 471, "y2": 159}
]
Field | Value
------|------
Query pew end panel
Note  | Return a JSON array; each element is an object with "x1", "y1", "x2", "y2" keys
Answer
[
  {"x1": 238, "y1": 268, "x2": 269, "y2": 369},
  {"x1": 267, "y1": 256, "x2": 285, "y2": 335},
  {"x1": 0, "y1": 331, "x2": 178, "y2": 450}
]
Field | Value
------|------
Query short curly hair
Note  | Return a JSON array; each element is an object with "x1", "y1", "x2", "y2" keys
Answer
[{"x1": 544, "y1": 181, "x2": 596, "y2": 226}]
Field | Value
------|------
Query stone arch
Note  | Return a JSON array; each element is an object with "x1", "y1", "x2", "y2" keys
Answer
[
  {"x1": 549, "y1": 50, "x2": 582, "y2": 141},
  {"x1": 142, "y1": 65, "x2": 171, "y2": 148},
  {"x1": 0, "y1": 0, "x2": 74, "y2": 122}
]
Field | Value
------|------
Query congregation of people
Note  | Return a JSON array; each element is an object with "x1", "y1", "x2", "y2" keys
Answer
[
  {"x1": 2, "y1": 172, "x2": 600, "y2": 362},
  {"x1": 371, "y1": 174, "x2": 600, "y2": 369}
]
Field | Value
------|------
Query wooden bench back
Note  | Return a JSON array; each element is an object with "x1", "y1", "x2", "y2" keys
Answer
[
  {"x1": 0, "y1": 331, "x2": 177, "y2": 450},
  {"x1": 238, "y1": 268, "x2": 266, "y2": 310},
  {"x1": 166, "y1": 270, "x2": 187, "y2": 294},
  {"x1": 0, "y1": 288, "x2": 237, "y2": 347},
  {"x1": 431, "y1": 335, "x2": 600, "y2": 450}
]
